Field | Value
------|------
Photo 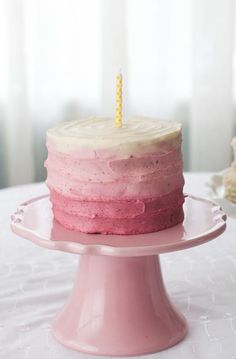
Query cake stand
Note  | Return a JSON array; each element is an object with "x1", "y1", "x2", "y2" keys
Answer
[{"x1": 11, "y1": 194, "x2": 226, "y2": 357}]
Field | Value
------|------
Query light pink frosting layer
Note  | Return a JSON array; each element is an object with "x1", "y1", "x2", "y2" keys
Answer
[{"x1": 45, "y1": 147, "x2": 183, "y2": 199}]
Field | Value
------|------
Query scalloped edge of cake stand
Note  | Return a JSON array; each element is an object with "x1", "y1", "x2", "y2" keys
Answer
[{"x1": 11, "y1": 194, "x2": 227, "y2": 257}]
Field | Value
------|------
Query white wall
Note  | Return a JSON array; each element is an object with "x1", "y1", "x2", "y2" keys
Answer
[{"x1": 0, "y1": 0, "x2": 235, "y2": 187}]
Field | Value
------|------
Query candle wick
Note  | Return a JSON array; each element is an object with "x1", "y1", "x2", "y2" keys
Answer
[{"x1": 118, "y1": 68, "x2": 122, "y2": 77}]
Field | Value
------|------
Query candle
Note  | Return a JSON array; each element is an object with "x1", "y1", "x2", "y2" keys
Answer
[{"x1": 115, "y1": 71, "x2": 123, "y2": 128}]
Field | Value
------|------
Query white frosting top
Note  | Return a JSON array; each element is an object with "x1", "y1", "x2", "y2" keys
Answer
[{"x1": 47, "y1": 117, "x2": 182, "y2": 154}]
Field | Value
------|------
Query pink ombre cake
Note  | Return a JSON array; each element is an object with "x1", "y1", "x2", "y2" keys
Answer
[{"x1": 45, "y1": 117, "x2": 185, "y2": 234}]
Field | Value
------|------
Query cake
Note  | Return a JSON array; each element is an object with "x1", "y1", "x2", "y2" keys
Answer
[
  {"x1": 45, "y1": 117, "x2": 185, "y2": 234},
  {"x1": 223, "y1": 138, "x2": 236, "y2": 203}
]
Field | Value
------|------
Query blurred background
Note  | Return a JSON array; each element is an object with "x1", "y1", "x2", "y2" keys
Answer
[{"x1": 0, "y1": 0, "x2": 235, "y2": 188}]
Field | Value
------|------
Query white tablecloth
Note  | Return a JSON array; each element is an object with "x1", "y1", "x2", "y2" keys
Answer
[{"x1": 1, "y1": 173, "x2": 236, "y2": 359}]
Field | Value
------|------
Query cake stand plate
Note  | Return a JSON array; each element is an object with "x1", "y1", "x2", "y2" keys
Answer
[{"x1": 11, "y1": 194, "x2": 226, "y2": 356}]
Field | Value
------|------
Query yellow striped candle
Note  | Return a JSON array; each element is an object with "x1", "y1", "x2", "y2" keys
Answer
[{"x1": 115, "y1": 72, "x2": 122, "y2": 128}]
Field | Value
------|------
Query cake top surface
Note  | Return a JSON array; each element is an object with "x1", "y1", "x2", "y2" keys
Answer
[{"x1": 47, "y1": 117, "x2": 181, "y2": 153}]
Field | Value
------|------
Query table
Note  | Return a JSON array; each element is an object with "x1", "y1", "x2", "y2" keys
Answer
[{"x1": 0, "y1": 173, "x2": 236, "y2": 359}]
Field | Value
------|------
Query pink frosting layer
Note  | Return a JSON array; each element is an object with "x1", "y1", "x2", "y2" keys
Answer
[
  {"x1": 45, "y1": 139, "x2": 185, "y2": 234},
  {"x1": 53, "y1": 205, "x2": 184, "y2": 235},
  {"x1": 45, "y1": 147, "x2": 184, "y2": 200},
  {"x1": 50, "y1": 188, "x2": 184, "y2": 219}
]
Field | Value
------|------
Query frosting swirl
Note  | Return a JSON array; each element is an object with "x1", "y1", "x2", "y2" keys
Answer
[{"x1": 47, "y1": 117, "x2": 182, "y2": 154}]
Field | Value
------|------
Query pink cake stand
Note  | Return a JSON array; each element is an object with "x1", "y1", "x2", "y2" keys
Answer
[{"x1": 11, "y1": 194, "x2": 226, "y2": 357}]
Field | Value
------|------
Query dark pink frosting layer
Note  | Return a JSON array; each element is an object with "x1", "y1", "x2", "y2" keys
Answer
[
  {"x1": 53, "y1": 205, "x2": 184, "y2": 235},
  {"x1": 49, "y1": 188, "x2": 184, "y2": 219}
]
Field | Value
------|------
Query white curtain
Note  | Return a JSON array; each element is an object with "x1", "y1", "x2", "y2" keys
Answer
[{"x1": 0, "y1": 0, "x2": 235, "y2": 187}]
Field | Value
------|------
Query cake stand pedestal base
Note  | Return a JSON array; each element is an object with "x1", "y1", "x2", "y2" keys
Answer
[{"x1": 53, "y1": 255, "x2": 187, "y2": 356}]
